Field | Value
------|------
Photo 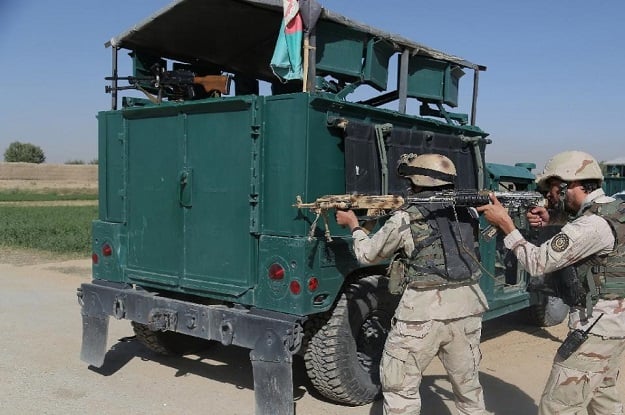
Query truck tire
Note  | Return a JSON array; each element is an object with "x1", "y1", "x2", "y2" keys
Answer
[
  {"x1": 304, "y1": 275, "x2": 400, "y2": 405},
  {"x1": 131, "y1": 321, "x2": 212, "y2": 356},
  {"x1": 528, "y1": 294, "x2": 569, "y2": 327}
]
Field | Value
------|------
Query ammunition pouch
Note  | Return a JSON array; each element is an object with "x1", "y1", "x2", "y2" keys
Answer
[
  {"x1": 597, "y1": 265, "x2": 625, "y2": 299},
  {"x1": 547, "y1": 266, "x2": 587, "y2": 307},
  {"x1": 387, "y1": 255, "x2": 407, "y2": 295}
]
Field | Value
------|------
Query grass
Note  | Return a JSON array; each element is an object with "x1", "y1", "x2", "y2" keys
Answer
[
  {"x1": 0, "y1": 205, "x2": 97, "y2": 254},
  {"x1": 0, "y1": 189, "x2": 97, "y2": 202}
]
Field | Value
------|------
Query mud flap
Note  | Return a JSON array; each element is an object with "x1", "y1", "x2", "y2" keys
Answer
[
  {"x1": 78, "y1": 285, "x2": 110, "y2": 367},
  {"x1": 249, "y1": 329, "x2": 294, "y2": 415},
  {"x1": 80, "y1": 314, "x2": 110, "y2": 367}
]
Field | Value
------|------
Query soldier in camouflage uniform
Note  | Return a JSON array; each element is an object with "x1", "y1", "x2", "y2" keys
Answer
[
  {"x1": 478, "y1": 150, "x2": 625, "y2": 415},
  {"x1": 336, "y1": 153, "x2": 490, "y2": 415}
]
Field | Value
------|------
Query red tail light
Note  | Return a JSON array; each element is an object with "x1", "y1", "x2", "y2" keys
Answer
[
  {"x1": 268, "y1": 263, "x2": 285, "y2": 280},
  {"x1": 289, "y1": 280, "x2": 301, "y2": 295},
  {"x1": 92, "y1": 253, "x2": 99, "y2": 264},
  {"x1": 307, "y1": 277, "x2": 319, "y2": 292},
  {"x1": 102, "y1": 243, "x2": 113, "y2": 257}
]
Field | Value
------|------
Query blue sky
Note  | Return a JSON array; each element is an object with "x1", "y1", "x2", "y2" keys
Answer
[{"x1": 1, "y1": 0, "x2": 623, "y2": 171}]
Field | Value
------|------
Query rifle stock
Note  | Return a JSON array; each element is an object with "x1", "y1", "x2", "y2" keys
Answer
[{"x1": 193, "y1": 75, "x2": 231, "y2": 95}]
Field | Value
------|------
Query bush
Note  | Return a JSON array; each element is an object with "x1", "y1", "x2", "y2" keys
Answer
[{"x1": 4, "y1": 141, "x2": 46, "y2": 163}]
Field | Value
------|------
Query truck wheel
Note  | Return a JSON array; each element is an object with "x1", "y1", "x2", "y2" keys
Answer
[
  {"x1": 131, "y1": 322, "x2": 211, "y2": 356},
  {"x1": 528, "y1": 294, "x2": 569, "y2": 327},
  {"x1": 304, "y1": 275, "x2": 400, "y2": 405}
]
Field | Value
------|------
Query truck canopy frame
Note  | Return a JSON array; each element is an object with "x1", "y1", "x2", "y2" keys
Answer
[{"x1": 105, "y1": 0, "x2": 486, "y2": 123}]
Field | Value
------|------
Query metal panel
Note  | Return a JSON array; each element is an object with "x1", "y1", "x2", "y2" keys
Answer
[
  {"x1": 259, "y1": 94, "x2": 312, "y2": 236},
  {"x1": 316, "y1": 20, "x2": 366, "y2": 80},
  {"x1": 362, "y1": 38, "x2": 395, "y2": 91},
  {"x1": 406, "y1": 56, "x2": 447, "y2": 103},
  {"x1": 125, "y1": 115, "x2": 185, "y2": 283},
  {"x1": 97, "y1": 111, "x2": 125, "y2": 222},
  {"x1": 182, "y1": 99, "x2": 256, "y2": 293}
]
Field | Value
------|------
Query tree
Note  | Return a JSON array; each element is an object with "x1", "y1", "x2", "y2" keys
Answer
[{"x1": 4, "y1": 141, "x2": 46, "y2": 163}]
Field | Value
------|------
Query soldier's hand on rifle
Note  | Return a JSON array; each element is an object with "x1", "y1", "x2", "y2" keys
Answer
[
  {"x1": 527, "y1": 206, "x2": 550, "y2": 228},
  {"x1": 335, "y1": 209, "x2": 359, "y2": 231},
  {"x1": 476, "y1": 194, "x2": 517, "y2": 235}
]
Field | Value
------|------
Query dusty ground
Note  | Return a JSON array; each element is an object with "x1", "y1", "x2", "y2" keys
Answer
[{"x1": 1, "y1": 247, "x2": 623, "y2": 415}]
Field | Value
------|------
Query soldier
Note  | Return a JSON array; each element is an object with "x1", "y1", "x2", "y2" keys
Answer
[
  {"x1": 336, "y1": 153, "x2": 490, "y2": 415},
  {"x1": 527, "y1": 173, "x2": 569, "y2": 228},
  {"x1": 477, "y1": 150, "x2": 625, "y2": 415}
]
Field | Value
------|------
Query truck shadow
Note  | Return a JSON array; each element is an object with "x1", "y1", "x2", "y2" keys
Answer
[
  {"x1": 482, "y1": 309, "x2": 563, "y2": 343},
  {"x1": 90, "y1": 339, "x2": 323, "y2": 401},
  {"x1": 91, "y1": 334, "x2": 538, "y2": 415},
  {"x1": 416, "y1": 371, "x2": 538, "y2": 415}
]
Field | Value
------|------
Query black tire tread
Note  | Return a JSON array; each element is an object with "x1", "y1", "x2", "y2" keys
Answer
[
  {"x1": 304, "y1": 275, "x2": 397, "y2": 405},
  {"x1": 131, "y1": 321, "x2": 211, "y2": 356}
]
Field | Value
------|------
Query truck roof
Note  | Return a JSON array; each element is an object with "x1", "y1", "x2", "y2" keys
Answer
[{"x1": 105, "y1": 0, "x2": 486, "y2": 82}]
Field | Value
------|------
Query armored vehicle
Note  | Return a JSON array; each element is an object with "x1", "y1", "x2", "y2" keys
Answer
[{"x1": 78, "y1": 1, "x2": 559, "y2": 413}]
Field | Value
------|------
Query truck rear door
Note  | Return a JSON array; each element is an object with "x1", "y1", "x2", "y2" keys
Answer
[{"x1": 124, "y1": 98, "x2": 258, "y2": 297}]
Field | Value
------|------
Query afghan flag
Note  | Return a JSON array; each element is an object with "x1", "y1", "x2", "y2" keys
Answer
[{"x1": 270, "y1": 0, "x2": 304, "y2": 81}]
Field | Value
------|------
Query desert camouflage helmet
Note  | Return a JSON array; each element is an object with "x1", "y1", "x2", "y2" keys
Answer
[
  {"x1": 397, "y1": 153, "x2": 456, "y2": 187},
  {"x1": 536, "y1": 150, "x2": 603, "y2": 189}
]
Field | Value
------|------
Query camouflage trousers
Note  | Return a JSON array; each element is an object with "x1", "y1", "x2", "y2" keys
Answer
[
  {"x1": 539, "y1": 334, "x2": 625, "y2": 415},
  {"x1": 380, "y1": 315, "x2": 488, "y2": 415}
]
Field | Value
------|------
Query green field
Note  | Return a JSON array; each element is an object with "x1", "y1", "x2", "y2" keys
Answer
[
  {"x1": 0, "y1": 189, "x2": 97, "y2": 202},
  {"x1": 0, "y1": 190, "x2": 97, "y2": 254}
]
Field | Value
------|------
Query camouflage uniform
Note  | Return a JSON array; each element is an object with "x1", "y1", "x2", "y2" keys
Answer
[
  {"x1": 352, "y1": 208, "x2": 489, "y2": 415},
  {"x1": 504, "y1": 189, "x2": 625, "y2": 415}
]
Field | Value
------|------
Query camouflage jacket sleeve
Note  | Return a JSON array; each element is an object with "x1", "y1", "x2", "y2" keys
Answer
[
  {"x1": 351, "y1": 210, "x2": 414, "y2": 265},
  {"x1": 503, "y1": 214, "x2": 614, "y2": 276}
]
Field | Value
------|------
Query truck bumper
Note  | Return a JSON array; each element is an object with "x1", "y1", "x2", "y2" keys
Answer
[{"x1": 78, "y1": 280, "x2": 304, "y2": 415}]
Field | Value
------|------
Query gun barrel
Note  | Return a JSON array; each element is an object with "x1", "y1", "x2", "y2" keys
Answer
[
  {"x1": 105, "y1": 76, "x2": 154, "y2": 82},
  {"x1": 404, "y1": 190, "x2": 545, "y2": 208}
]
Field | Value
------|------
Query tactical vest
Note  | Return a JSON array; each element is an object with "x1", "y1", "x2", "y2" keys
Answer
[
  {"x1": 388, "y1": 203, "x2": 480, "y2": 294},
  {"x1": 575, "y1": 199, "x2": 625, "y2": 310}
]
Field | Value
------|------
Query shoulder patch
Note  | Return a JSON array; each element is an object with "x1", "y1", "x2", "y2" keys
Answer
[{"x1": 551, "y1": 233, "x2": 570, "y2": 252}]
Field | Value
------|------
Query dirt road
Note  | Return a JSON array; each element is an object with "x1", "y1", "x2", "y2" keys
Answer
[{"x1": 1, "y1": 254, "x2": 623, "y2": 415}]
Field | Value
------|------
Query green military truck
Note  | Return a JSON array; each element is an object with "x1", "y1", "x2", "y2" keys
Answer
[{"x1": 78, "y1": 1, "x2": 561, "y2": 413}]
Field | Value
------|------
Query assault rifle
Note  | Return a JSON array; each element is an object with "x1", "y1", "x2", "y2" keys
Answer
[
  {"x1": 294, "y1": 190, "x2": 546, "y2": 241},
  {"x1": 105, "y1": 67, "x2": 231, "y2": 103}
]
